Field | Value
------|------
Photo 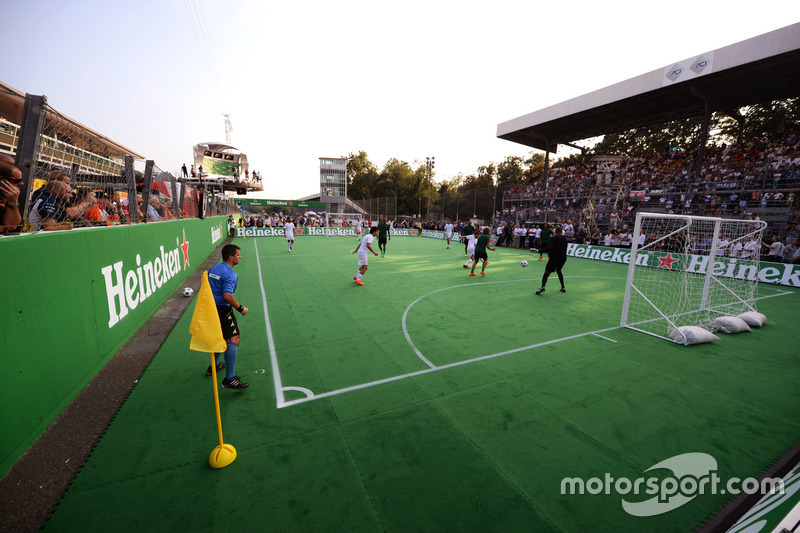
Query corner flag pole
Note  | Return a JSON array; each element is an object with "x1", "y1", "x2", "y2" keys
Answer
[
  {"x1": 189, "y1": 271, "x2": 237, "y2": 468},
  {"x1": 208, "y1": 357, "x2": 236, "y2": 468}
]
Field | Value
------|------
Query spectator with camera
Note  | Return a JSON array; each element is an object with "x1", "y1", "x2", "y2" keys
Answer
[{"x1": 0, "y1": 154, "x2": 22, "y2": 233}]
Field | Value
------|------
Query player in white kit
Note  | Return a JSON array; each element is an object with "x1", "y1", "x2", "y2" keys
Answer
[
  {"x1": 284, "y1": 217, "x2": 295, "y2": 252},
  {"x1": 444, "y1": 221, "x2": 454, "y2": 249},
  {"x1": 353, "y1": 227, "x2": 379, "y2": 285},
  {"x1": 462, "y1": 232, "x2": 478, "y2": 268}
]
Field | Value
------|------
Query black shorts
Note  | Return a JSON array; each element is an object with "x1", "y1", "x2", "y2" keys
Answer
[
  {"x1": 539, "y1": 242, "x2": 550, "y2": 253},
  {"x1": 545, "y1": 258, "x2": 566, "y2": 273},
  {"x1": 475, "y1": 250, "x2": 488, "y2": 261},
  {"x1": 378, "y1": 237, "x2": 388, "y2": 245},
  {"x1": 216, "y1": 305, "x2": 240, "y2": 340}
]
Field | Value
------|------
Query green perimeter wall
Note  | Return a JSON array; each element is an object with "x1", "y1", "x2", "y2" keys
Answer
[{"x1": 0, "y1": 217, "x2": 227, "y2": 475}]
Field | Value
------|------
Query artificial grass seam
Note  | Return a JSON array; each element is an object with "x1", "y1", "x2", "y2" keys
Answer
[
  {"x1": 334, "y1": 421, "x2": 386, "y2": 530},
  {"x1": 429, "y1": 395, "x2": 565, "y2": 533}
]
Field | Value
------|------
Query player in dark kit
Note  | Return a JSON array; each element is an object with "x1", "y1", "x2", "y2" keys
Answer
[
  {"x1": 461, "y1": 220, "x2": 474, "y2": 256},
  {"x1": 377, "y1": 218, "x2": 391, "y2": 257},
  {"x1": 537, "y1": 223, "x2": 552, "y2": 261},
  {"x1": 535, "y1": 226, "x2": 568, "y2": 295}
]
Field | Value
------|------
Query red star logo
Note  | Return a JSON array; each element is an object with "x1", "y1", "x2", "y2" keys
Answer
[
  {"x1": 180, "y1": 229, "x2": 190, "y2": 268},
  {"x1": 657, "y1": 253, "x2": 678, "y2": 269}
]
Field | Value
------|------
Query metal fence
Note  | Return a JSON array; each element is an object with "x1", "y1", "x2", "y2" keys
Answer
[{"x1": 3, "y1": 91, "x2": 236, "y2": 234}]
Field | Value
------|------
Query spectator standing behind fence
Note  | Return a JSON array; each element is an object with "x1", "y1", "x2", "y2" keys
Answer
[
  {"x1": 83, "y1": 191, "x2": 112, "y2": 225},
  {"x1": 761, "y1": 235, "x2": 784, "y2": 262},
  {"x1": 182, "y1": 164, "x2": 188, "y2": 178},
  {"x1": 783, "y1": 238, "x2": 797, "y2": 263},
  {"x1": 0, "y1": 154, "x2": 22, "y2": 233},
  {"x1": 28, "y1": 181, "x2": 73, "y2": 231}
]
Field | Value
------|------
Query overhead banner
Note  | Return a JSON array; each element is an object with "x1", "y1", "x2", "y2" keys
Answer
[{"x1": 236, "y1": 199, "x2": 326, "y2": 209}]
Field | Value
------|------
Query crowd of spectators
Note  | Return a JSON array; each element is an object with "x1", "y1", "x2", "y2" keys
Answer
[
  {"x1": 501, "y1": 135, "x2": 800, "y2": 235},
  {"x1": 0, "y1": 160, "x2": 193, "y2": 233}
]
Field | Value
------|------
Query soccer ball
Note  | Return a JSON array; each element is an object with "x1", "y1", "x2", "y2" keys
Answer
[
  {"x1": 182, "y1": 287, "x2": 194, "y2": 297},
  {"x1": 772, "y1": 279, "x2": 781, "y2": 285},
  {"x1": 521, "y1": 260, "x2": 528, "y2": 267}
]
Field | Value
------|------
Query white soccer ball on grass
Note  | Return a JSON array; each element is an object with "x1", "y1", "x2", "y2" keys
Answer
[{"x1": 521, "y1": 260, "x2": 528, "y2": 267}]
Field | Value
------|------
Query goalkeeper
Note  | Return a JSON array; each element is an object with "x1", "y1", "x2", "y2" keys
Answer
[{"x1": 535, "y1": 226, "x2": 568, "y2": 295}]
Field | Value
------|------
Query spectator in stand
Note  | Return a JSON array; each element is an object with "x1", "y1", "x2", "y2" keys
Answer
[
  {"x1": 609, "y1": 210, "x2": 619, "y2": 229},
  {"x1": 788, "y1": 242, "x2": 800, "y2": 264},
  {"x1": 83, "y1": 191, "x2": 112, "y2": 225},
  {"x1": 729, "y1": 238, "x2": 743, "y2": 259},
  {"x1": 716, "y1": 233, "x2": 730, "y2": 257},
  {"x1": 780, "y1": 222, "x2": 799, "y2": 244},
  {"x1": 604, "y1": 229, "x2": 614, "y2": 247},
  {"x1": 620, "y1": 229, "x2": 632, "y2": 248},
  {"x1": 147, "y1": 197, "x2": 162, "y2": 221},
  {"x1": 563, "y1": 219, "x2": 575, "y2": 241},
  {"x1": 527, "y1": 224, "x2": 537, "y2": 249},
  {"x1": 783, "y1": 238, "x2": 798, "y2": 264},
  {"x1": 28, "y1": 180, "x2": 73, "y2": 231},
  {"x1": 761, "y1": 235, "x2": 785, "y2": 262},
  {"x1": 0, "y1": 154, "x2": 22, "y2": 233},
  {"x1": 590, "y1": 227, "x2": 602, "y2": 246},
  {"x1": 741, "y1": 235, "x2": 759, "y2": 260},
  {"x1": 575, "y1": 226, "x2": 587, "y2": 244},
  {"x1": 108, "y1": 191, "x2": 126, "y2": 224}
]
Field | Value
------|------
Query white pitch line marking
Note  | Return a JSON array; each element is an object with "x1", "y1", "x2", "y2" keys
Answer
[
  {"x1": 254, "y1": 239, "x2": 287, "y2": 408},
  {"x1": 593, "y1": 334, "x2": 618, "y2": 343}
]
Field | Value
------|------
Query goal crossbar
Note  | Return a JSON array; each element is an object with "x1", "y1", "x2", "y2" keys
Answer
[{"x1": 620, "y1": 212, "x2": 766, "y2": 342}]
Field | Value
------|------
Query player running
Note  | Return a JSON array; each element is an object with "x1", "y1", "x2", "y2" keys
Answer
[
  {"x1": 353, "y1": 226, "x2": 379, "y2": 286},
  {"x1": 444, "y1": 220, "x2": 454, "y2": 249},
  {"x1": 462, "y1": 228, "x2": 478, "y2": 268},
  {"x1": 535, "y1": 226, "x2": 568, "y2": 294},
  {"x1": 469, "y1": 227, "x2": 496, "y2": 277},
  {"x1": 461, "y1": 220, "x2": 474, "y2": 256}
]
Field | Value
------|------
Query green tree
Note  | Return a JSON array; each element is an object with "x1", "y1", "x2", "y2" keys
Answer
[
  {"x1": 496, "y1": 155, "x2": 526, "y2": 188},
  {"x1": 715, "y1": 97, "x2": 800, "y2": 142},
  {"x1": 347, "y1": 151, "x2": 379, "y2": 200}
]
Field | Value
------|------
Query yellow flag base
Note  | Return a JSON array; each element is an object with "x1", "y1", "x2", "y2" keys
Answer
[
  {"x1": 208, "y1": 353, "x2": 237, "y2": 468},
  {"x1": 209, "y1": 443, "x2": 237, "y2": 468}
]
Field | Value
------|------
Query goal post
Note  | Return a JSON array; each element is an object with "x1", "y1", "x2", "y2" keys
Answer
[
  {"x1": 325, "y1": 213, "x2": 365, "y2": 235},
  {"x1": 621, "y1": 212, "x2": 767, "y2": 343}
]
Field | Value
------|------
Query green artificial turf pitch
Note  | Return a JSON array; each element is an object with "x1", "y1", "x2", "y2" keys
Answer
[{"x1": 44, "y1": 235, "x2": 800, "y2": 532}]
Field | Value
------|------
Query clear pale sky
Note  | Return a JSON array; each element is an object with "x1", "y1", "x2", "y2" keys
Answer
[{"x1": 3, "y1": 1, "x2": 798, "y2": 200}]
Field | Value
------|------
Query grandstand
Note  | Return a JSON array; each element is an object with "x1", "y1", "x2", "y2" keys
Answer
[{"x1": 497, "y1": 23, "x2": 800, "y2": 237}]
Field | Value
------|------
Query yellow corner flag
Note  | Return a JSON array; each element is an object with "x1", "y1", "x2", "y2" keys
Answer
[
  {"x1": 189, "y1": 271, "x2": 227, "y2": 353},
  {"x1": 190, "y1": 271, "x2": 237, "y2": 468}
]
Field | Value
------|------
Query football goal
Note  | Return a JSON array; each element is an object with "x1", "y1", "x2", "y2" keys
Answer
[
  {"x1": 620, "y1": 212, "x2": 766, "y2": 343},
  {"x1": 325, "y1": 213, "x2": 364, "y2": 232}
]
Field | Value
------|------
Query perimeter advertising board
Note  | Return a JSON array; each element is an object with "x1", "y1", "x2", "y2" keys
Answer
[{"x1": 0, "y1": 217, "x2": 227, "y2": 475}]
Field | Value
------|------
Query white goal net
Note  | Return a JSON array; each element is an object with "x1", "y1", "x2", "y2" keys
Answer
[
  {"x1": 325, "y1": 213, "x2": 365, "y2": 235},
  {"x1": 620, "y1": 213, "x2": 767, "y2": 343}
]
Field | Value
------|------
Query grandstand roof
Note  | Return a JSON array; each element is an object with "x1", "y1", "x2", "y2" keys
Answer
[
  {"x1": 0, "y1": 79, "x2": 144, "y2": 159},
  {"x1": 497, "y1": 23, "x2": 800, "y2": 153},
  {"x1": 194, "y1": 142, "x2": 242, "y2": 153}
]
